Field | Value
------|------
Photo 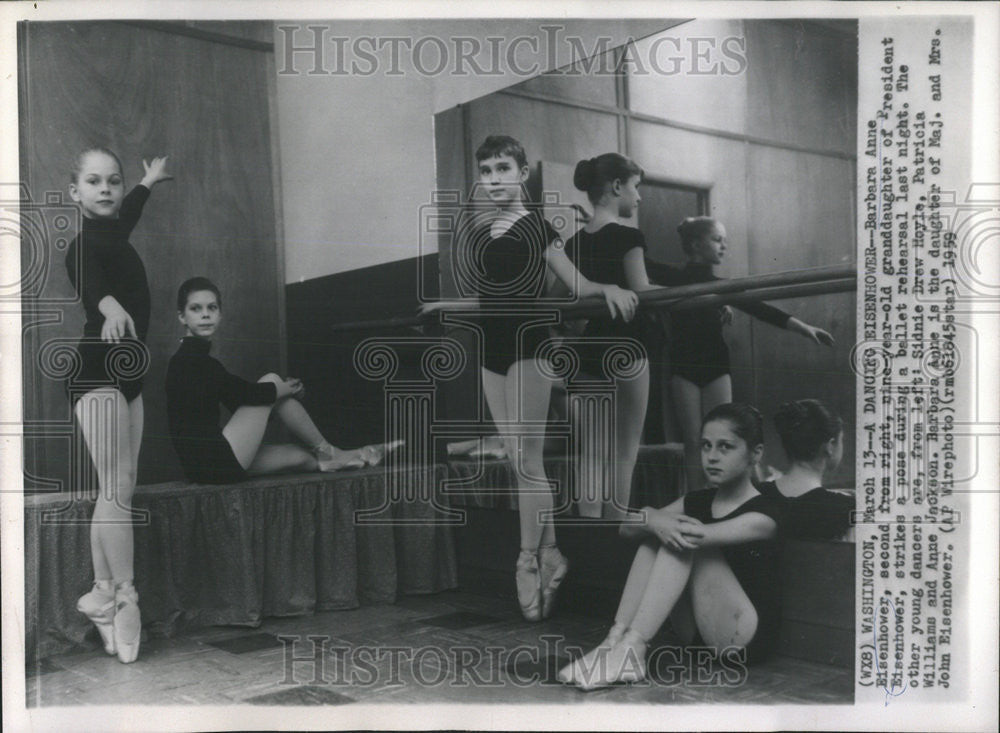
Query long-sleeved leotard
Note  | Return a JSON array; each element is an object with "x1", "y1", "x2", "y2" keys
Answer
[
  {"x1": 64, "y1": 185, "x2": 152, "y2": 402},
  {"x1": 647, "y1": 262, "x2": 791, "y2": 387},
  {"x1": 682, "y1": 487, "x2": 785, "y2": 665},
  {"x1": 165, "y1": 336, "x2": 277, "y2": 483},
  {"x1": 564, "y1": 222, "x2": 649, "y2": 378}
]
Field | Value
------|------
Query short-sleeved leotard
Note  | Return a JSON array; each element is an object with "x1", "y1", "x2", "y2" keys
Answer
[
  {"x1": 683, "y1": 487, "x2": 784, "y2": 664},
  {"x1": 756, "y1": 481, "x2": 855, "y2": 540},
  {"x1": 470, "y1": 209, "x2": 559, "y2": 375},
  {"x1": 64, "y1": 185, "x2": 152, "y2": 403},
  {"x1": 564, "y1": 223, "x2": 648, "y2": 378},
  {"x1": 165, "y1": 337, "x2": 278, "y2": 484},
  {"x1": 648, "y1": 262, "x2": 791, "y2": 388}
]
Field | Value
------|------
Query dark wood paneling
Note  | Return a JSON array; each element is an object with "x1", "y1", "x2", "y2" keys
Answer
[
  {"x1": 20, "y1": 21, "x2": 280, "y2": 485},
  {"x1": 285, "y1": 254, "x2": 440, "y2": 449}
]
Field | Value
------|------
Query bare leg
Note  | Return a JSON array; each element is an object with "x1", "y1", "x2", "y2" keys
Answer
[
  {"x1": 222, "y1": 373, "x2": 282, "y2": 469},
  {"x1": 670, "y1": 375, "x2": 704, "y2": 493},
  {"x1": 75, "y1": 388, "x2": 138, "y2": 584},
  {"x1": 688, "y1": 546, "x2": 758, "y2": 653},
  {"x1": 700, "y1": 375, "x2": 732, "y2": 416},
  {"x1": 247, "y1": 444, "x2": 318, "y2": 475},
  {"x1": 272, "y1": 395, "x2": 326, "y2": 449},
  {"x1": 608, "y1": 362, "x2": 649, "y2": 520}
]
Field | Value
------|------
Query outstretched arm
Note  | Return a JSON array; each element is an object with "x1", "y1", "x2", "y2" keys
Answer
[
  {"x1": 119, "y1": 156, "x2": 172, "y2": 232},
  {"x1": 687, "y1": 511, "x2": 777, "y2": 548},
  {"x1": 545, "y1": 242, "x2": 638, "y2": 322}
]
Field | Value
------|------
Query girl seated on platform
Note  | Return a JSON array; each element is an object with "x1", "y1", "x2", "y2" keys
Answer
[
  {"x1": 166, "y1": 277, "x2": 399, "y2": 484},
  {"x1": 559, "y1": 403, "x2": 783, "y2": 690},
  {"x1": 760, "y1": 399, "x2": 854, "y2": 540},
  {"x1": 648, "y1": 217, "x2": 835, "y2": 493}
]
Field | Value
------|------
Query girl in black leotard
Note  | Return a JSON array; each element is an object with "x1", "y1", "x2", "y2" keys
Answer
[
  {"x1": 651, "y1": 216, "x2": 835, "y2": 493},
  {"x1": 66, "y1": 149, "x2": 172, "y2": 664},
  {"x1": 559, "y1": 403, "x2": 783, "y2": 689},
  {"x1": 759, "y1": 399, "x2": 854, "y2": 540},
  {"x1": 166, "y1": 278, "x2": 398, "y2": 483},
  {"x1": 421, "y1": 135, "x2": 638, "y2": 622},
  {"x1": 563, "y1": 153, "x2": 662, "y2": 519}
]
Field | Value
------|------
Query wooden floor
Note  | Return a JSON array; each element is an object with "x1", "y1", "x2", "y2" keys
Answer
[{"x1": 27, "y1": 589, "x2": 853, "y2": 707}]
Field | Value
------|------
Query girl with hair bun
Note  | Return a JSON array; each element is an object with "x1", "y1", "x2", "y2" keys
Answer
[
  {"x1": 761, "y1": 399, "x2": 853, "y2": 540},
  {"x1": 564, "y1": 153, "x2": 661, "y2": 519},
  {"x1": 420, "y1": 136, "x2": 638, "y2": 622},
  {"x1": 653, "y1": 216, "x2": 835, "y2": 493}
]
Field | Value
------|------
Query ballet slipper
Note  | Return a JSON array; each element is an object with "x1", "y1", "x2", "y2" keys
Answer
[
  {"x1": 515, "y1": 550, "x2": 542, "y2": 622},
  {"x1": 538, "y1": 545, "x2": 569, "y2": 619},
  {"x1": 316, "y1": 445, "x2": 366, "y2": 471},
  {"x1": 557, "y1": 623, "x2": 626, "y2": 685},
  {"x1": 575, "y1": 633, "x2": 647, "y2": 691},
  {"x1": 77, "y1": 583, "x2": 116, "y2": 655},
  {"x1": 359, "y1": 439, "x2": 405, "y2": 467},
  {"x1": 112, "y1": 582, "x2": 141, "y2": 664}
]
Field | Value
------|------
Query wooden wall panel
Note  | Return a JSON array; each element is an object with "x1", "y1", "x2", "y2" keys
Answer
[{"x1": 20, "y1": 21, "x2": 280, "y2": 486}]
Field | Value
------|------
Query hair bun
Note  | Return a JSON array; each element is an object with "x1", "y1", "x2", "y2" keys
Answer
[{"x1": 573, "y1": 158, "x2": 597, "y2": 192}]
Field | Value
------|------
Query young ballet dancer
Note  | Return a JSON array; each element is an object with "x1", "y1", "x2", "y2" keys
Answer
[
  {"x1": 166, "y1": 277, "x2": 399, "y2": 483},
  {"x1": 761, "y1": 399, "x2": 854, "y2": 540},
  {"x1": 421, "y1": 135, "x2": 638, "y2": 621},
  {"x1": 651, "y1": 216, "x2": 835, "y2": 492},
  {"x1": 564, "y1": 153, "x2": 661, "y2": 519},
  {"x1": 559, "y1": 403, "x2": 783, "y2": 690},
  {"x1": 66, "y1": 148, "x2": 172, "y2": 663}
]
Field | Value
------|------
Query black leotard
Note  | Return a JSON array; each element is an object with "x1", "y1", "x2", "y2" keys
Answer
[
  {"x1": 756, "y1": 481, "x2": 855, "y2": 540},
  {"x1": 683, "y1": 487, "x2": 784, "y2": 665},
  {"x1": 165, "y1": 337, "x2": 277, "y2": 483},
  {"x1": 565, "y1": 223, "x2": 648, "y2": 378},
  {"x1": 64, "y1": 185, "x2": 151, "y2": 403},
  {"x1": 468, "y1": 209, "x2": 559, "y2": 375},
  {"x1": 648, "y1": 262, "x2": 791, "y2": 388}
]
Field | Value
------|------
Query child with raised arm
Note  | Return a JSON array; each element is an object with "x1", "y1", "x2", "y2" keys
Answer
[
  {"x1": 421, "y1": 135, "x2": 638, "y2": 621},
  {"x1": 166, "y1": 278, "x2": 398, "y2": 483},
  {"x1": 67, "y1": 149, "x2": 171, "y2": 663},
  {"x1": 559, "y1": 403, "x2": 784, "y2": 689},
  {"x1": 651, "y1": 217, "x2": 835, "y2": 492}
]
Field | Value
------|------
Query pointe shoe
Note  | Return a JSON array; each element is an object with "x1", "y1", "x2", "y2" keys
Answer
[
  {"x1": 112, "y1": 583, "x2": 141, "y2": 664},
  {"x1": 557, "y1": 624, "x2": 626, "y2": 685},
  {"x1": 77, "y1": 584, "x2": 116, "y2": 655},
  {"x1": 576, "y1": 636, "x2": 647, "y2": 691},
  {"x1": 538, "y1": 545, "x2": 569, "y2": 620},
  {"x1": 359, "y1": 440, "x2": 405, "y2": 467},
  {"x1": 515, "y1": 550, "x2": 542, "y2": 622}
]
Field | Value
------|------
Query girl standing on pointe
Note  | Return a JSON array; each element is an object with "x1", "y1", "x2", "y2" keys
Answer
[
  {"x1": 565, "y1": 153, "x2": 661, "y2": 519},
  {"x1": 166, "y1": 277, "x2": 398, "y2": 483},
  {"x1": 653, "y1": 216, "x2": 835, "y2": 492},
  {"x1": 559, "y1": 403, "x2": 784, "y2": 689},
  {"x1": 66, "y1": 149, "x2": 172, "y2": 663},
  {"x1": 761, "y1": 399, "x2": 854, "y2": 540},
  {"x1": 422, "y1": 135, "x2": 638, "y2": 621}
]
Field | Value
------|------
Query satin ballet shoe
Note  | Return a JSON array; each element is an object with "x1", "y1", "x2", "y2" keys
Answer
[
  {"x1": 556, "y1": 624, "x2": 626, "y2": 685},
  {"x1": 77, "y1": 583, "x2": 116, "y2": 656},
  {"x1": 515, "y1": 550, "x2": 542, "y2": 622},
  {"x1": 359, "y1": 440, "x2": 405, "y2": 467},
  {"x1": 538, "y1": 545, "x2": 569, "y2": 620},
  {"x1": 112, "y1": 583, "x2": 141, "y2": 664},
  {"x1": 575, "y1": 635, "x2": 647, "y2": 691}
]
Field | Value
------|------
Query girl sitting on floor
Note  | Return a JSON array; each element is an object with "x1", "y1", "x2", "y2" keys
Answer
[
  {"x1": 559, "y1": 403, "x2": 783, "y2": 690},
  {"x1": 166, "y1": 277, "x2": 399, "y2": 484}
]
